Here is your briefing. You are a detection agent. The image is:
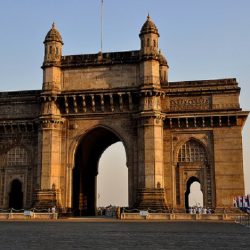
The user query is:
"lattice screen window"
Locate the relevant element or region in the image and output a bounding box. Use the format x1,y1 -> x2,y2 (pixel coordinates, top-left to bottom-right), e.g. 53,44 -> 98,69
178,140 -> 207,162
7,147 -> 29,166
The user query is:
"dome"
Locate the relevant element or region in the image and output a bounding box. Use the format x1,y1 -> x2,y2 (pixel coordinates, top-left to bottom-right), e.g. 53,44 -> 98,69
44,23 -> 63,44
140,15 -> 159,36
159,53 -> 168,66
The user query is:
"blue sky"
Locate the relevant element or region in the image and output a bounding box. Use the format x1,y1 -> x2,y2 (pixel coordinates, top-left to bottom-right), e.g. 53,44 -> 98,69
0,0 -> 249,202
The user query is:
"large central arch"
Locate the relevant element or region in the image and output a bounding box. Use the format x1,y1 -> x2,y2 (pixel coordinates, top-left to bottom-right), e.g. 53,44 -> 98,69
72,126 -> 127,216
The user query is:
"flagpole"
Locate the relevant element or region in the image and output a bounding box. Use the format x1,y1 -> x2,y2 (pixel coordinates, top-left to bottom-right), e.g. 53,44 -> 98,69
100,0 -> 103,52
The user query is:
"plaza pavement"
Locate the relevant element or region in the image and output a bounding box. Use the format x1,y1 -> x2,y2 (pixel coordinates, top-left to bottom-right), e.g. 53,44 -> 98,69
0,219 -> 249,249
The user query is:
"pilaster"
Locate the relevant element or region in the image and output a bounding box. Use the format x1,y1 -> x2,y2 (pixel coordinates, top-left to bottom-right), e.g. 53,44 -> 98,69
135,96 -> 167,209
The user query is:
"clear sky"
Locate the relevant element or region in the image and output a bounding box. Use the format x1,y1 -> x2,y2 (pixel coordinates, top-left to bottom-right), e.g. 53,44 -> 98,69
0,0 -> 249,205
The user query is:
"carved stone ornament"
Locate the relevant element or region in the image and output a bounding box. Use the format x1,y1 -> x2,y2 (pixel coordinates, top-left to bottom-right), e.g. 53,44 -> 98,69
169,96 -> 211,111
40,119 -> 64,129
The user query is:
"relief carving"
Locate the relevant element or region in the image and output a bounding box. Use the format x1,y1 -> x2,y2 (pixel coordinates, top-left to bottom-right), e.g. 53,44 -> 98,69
42,99 -> 60,116
169,96 -> 211,111
144,96 -> 161,110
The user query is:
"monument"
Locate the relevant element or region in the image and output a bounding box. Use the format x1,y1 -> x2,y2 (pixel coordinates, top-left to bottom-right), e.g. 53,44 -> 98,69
0,16 -> 248,215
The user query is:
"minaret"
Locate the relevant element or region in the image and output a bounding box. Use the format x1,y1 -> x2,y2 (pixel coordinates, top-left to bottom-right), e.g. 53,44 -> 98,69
135,16 -> 167,210
42,23 -> 63,93
35,23 -> 64,209
139,15 -> 161,87
139,14 -> 159,55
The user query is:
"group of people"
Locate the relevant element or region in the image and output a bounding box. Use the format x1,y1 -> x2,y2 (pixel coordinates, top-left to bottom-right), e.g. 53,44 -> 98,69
188,206 -> 213,214
97,205 -> 122,218
47,206 -> 57,219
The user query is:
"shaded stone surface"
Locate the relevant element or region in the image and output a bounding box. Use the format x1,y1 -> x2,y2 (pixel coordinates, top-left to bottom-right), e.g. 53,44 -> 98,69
0,221 -> 249,249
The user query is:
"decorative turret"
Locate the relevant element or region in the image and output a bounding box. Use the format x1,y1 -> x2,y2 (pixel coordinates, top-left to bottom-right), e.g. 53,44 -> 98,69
42,23 -> 63,92
43,23 -> 63,65
159,50 -> 169,83
37,25 -> 65,211
136,16 -> 168,210
139,15 -> 169,84
139,15 -> 161,86
139,15 -> 159,55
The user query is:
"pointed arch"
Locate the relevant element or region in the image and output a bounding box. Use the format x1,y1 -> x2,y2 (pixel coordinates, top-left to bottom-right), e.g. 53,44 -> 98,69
71,125 -> 128,216
174,137 -> 213,210
185,176 -> 202,210
9,179 -> 23,209
68,124 -> 130,169
6,146 -> 30,166
178,139 -> 207,163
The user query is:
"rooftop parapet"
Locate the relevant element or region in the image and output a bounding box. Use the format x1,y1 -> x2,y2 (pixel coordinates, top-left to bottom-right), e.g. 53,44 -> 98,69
61,50 -> 140,67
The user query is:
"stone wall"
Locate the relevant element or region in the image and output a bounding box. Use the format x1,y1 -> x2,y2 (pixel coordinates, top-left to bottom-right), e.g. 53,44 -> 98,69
0,91 -> 40,209
61,64 -> 140,91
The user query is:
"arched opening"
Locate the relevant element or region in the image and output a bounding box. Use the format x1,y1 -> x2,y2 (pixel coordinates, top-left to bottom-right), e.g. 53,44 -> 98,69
176,139 -> 211,210
72,127 -> 127,216
97,142 -> 128,207
9,179 -> 23,209
185,177 -> 203,211
188,181 -> 203,207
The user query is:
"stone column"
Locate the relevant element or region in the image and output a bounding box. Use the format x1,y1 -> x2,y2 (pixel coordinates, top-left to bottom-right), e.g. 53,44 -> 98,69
35,118 -> 64,209
34,96 -> 64,209
136,112 -> 167,210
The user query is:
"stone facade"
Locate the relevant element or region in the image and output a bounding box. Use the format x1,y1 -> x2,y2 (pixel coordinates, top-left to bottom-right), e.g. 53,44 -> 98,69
0,16 -> 248,214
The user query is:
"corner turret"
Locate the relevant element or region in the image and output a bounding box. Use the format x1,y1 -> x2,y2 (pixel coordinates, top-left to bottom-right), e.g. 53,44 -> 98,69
139,15 -> 169,85
139,15 -> 160,87
43,23 -> 63,65
42,23 -> 63,93
139,15 -> 159,56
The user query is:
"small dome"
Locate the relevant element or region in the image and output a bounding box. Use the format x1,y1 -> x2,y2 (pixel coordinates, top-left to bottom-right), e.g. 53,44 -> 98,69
159,53 -> 168,66
140,15 -> 159,36
44,23 -> 63,44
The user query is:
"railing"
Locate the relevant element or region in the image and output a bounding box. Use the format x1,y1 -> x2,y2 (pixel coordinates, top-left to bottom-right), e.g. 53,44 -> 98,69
235,214 -> 250,228
0,208 -> 58,219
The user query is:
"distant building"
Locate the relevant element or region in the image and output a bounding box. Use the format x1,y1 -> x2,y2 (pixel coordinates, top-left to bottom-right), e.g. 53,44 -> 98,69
0,16 -> 248,215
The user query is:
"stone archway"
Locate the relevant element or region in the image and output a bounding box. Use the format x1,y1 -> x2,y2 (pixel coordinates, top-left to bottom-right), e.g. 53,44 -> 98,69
9,179 -> 23,210
184,176 -> 201,210
72,126 -> 127,216
175,138 -> 213,210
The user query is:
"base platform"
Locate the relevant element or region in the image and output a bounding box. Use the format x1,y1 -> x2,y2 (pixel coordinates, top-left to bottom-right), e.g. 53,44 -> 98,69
121,212 -> 243,221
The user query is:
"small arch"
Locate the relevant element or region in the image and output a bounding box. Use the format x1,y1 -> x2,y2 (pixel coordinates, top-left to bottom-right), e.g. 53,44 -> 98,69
147,38 -> 150,47
185,177 -> 203,211
9,179 -> 23,209
189,181 -> 203,207
141,39 -> 144,48
163,71 -> 167,80
153,39 -> 156,47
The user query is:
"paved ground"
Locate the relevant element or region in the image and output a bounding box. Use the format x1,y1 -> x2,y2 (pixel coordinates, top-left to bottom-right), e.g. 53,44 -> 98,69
0,220 -> 249,250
